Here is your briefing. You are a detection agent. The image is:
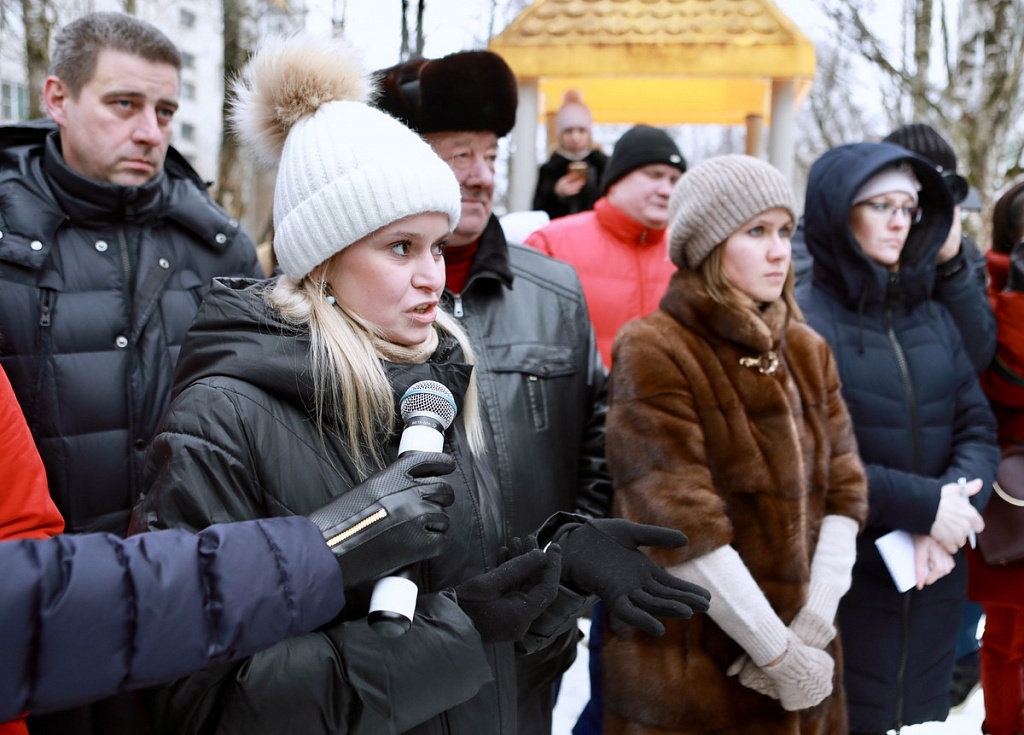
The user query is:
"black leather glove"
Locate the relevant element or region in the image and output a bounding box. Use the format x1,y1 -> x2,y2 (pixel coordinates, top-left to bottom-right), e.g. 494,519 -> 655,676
454,537 -> 562,644
307,452 -> 456,589
553,518 -> 711,636
1008,239 -> 1024,291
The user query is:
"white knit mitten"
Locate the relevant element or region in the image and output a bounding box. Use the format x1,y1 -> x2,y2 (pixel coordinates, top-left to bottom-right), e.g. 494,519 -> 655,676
726,629 -> 835,709
670,545 -> 789,669
736,630 -> 834,710
791,515 -> 858,649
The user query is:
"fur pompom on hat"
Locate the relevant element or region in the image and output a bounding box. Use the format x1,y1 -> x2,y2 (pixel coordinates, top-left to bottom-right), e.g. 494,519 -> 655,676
668,155 -> 796,269
230,35 -> 461,280
373,50 -> 518,137
556,90 -> 592,135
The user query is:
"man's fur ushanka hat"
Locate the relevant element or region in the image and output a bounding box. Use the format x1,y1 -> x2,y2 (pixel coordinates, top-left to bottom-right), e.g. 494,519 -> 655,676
374,50 -> 518,137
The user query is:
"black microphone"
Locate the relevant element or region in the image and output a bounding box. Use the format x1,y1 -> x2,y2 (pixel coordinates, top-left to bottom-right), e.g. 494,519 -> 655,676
368,380 -> 458,637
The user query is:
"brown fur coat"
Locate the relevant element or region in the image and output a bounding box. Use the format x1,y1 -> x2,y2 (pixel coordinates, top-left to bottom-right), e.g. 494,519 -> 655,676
603,269 -> 868,735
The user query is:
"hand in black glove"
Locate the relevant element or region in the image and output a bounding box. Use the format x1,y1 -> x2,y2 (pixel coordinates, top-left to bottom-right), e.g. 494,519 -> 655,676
454,537 -> 562,644
553,518 -> 711,636
307,452 -> 456,589
1008,238 -> 1024,291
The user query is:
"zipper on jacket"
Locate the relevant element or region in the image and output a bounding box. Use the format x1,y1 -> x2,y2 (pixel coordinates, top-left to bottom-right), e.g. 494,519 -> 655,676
894,589 -> 913,730
117,227 -> 134,298
325,508 -> 387,548
31,288 -> 57,437
452,293 -> 464,318
38,289 -> 54,327
885,281 -> 921,471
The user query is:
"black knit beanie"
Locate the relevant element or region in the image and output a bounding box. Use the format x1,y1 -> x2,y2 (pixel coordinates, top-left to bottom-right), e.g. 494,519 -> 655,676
883,123 -> 968,204
600,125 -> 686,194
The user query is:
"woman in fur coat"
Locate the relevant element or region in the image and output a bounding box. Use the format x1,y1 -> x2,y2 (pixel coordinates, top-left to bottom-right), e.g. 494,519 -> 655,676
601,155 -> 869,735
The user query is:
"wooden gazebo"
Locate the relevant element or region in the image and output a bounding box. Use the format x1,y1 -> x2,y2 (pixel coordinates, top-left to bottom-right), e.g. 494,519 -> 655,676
488,0 -> 816,210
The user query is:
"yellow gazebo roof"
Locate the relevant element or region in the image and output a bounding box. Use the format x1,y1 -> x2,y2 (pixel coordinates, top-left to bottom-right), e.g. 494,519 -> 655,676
489,0 -> 816,126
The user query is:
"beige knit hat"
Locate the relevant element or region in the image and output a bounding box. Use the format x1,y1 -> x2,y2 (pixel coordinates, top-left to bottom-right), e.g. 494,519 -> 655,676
668,155 -> 796,269
230,35 -> 461,280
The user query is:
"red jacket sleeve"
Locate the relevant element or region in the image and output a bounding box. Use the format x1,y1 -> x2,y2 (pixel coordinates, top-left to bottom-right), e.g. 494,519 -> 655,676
0,366 -> 64,540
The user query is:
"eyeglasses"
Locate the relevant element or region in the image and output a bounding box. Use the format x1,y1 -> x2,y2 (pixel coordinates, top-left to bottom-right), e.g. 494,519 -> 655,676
855,200 -> 923,225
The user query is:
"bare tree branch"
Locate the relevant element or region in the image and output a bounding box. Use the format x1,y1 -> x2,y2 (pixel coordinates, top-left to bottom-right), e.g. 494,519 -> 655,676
20,0 -> 52,119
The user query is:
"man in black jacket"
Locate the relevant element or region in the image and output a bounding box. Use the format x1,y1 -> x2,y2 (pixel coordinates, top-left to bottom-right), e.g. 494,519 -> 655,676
0,11 -> 262,735
373,50 -> 711,735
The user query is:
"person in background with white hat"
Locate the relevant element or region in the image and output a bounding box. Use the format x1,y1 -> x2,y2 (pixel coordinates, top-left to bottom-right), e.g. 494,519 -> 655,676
129,36 -> 569,734
373,50 -> 711,735
600,154 -> 868,735
799,142 -> 998,734
532,90 -> 608,220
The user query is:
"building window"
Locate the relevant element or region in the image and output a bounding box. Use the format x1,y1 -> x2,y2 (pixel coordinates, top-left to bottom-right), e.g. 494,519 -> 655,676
180,122 -> 196,142
1,82 -> 29,122
180,9 -> 196,28
182,52 -> 196,69
182,82 -> 196,101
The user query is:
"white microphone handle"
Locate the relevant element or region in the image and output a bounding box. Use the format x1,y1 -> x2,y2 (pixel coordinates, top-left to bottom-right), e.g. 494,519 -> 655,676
369,409 -> 447,636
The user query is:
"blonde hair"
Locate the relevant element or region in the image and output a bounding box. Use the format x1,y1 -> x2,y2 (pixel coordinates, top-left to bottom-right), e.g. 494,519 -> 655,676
266,276 -> 485,479
699,246 -> 804,322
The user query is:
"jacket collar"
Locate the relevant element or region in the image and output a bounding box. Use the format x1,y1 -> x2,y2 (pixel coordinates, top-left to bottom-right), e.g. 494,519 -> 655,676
43,133 -> 170,227
594,197 -> 667,246
660,268 -> 787,355
172,278 -> 475,423
456,215 -> 514,293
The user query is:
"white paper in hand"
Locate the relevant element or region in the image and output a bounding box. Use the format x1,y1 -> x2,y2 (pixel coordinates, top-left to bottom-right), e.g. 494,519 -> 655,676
875,530 -> 916,592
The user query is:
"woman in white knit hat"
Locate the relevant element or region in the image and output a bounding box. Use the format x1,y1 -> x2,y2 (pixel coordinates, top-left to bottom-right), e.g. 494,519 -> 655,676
600,154 -> 868,734
129,35 -> 566,734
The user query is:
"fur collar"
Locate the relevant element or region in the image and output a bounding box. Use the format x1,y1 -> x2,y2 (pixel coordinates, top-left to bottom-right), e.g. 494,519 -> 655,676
659,268 -> 787,356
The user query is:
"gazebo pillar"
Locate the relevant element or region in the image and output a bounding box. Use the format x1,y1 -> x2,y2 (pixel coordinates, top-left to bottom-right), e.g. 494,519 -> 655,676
510,79 -> 539,212
745,114 -> 764,157
768,79 -> 796,183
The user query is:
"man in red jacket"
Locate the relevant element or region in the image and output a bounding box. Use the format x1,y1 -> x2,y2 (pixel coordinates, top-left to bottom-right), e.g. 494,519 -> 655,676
526,124 -> 686,368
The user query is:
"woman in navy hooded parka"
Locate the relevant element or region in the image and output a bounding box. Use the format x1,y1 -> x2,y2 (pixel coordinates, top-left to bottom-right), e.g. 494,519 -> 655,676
798,142 -> 998,734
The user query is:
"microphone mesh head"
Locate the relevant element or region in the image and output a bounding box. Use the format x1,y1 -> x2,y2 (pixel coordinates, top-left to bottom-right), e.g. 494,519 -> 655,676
400,380 -> 457,429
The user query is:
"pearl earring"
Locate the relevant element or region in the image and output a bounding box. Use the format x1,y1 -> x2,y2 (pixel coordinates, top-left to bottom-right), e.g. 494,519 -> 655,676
319,280 -> 337,306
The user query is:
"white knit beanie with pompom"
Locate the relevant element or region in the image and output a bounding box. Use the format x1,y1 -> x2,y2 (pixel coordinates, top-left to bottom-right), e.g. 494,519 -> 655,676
230,35 -> 462,280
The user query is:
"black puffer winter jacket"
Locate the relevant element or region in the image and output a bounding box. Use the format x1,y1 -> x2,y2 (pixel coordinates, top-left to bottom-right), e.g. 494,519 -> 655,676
131,278 -> 538,734
798,142 -> 999,732
0,121 -> 262,534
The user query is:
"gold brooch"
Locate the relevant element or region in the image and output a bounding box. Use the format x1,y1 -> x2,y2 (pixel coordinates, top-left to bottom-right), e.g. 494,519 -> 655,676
739,351 -> 779,375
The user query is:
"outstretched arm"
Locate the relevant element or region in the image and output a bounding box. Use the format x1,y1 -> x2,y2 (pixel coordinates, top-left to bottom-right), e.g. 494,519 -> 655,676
0,517 -> 345,721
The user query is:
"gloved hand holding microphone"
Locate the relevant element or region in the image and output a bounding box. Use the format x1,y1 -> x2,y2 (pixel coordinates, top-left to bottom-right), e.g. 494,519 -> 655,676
307,380 -> 460,638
